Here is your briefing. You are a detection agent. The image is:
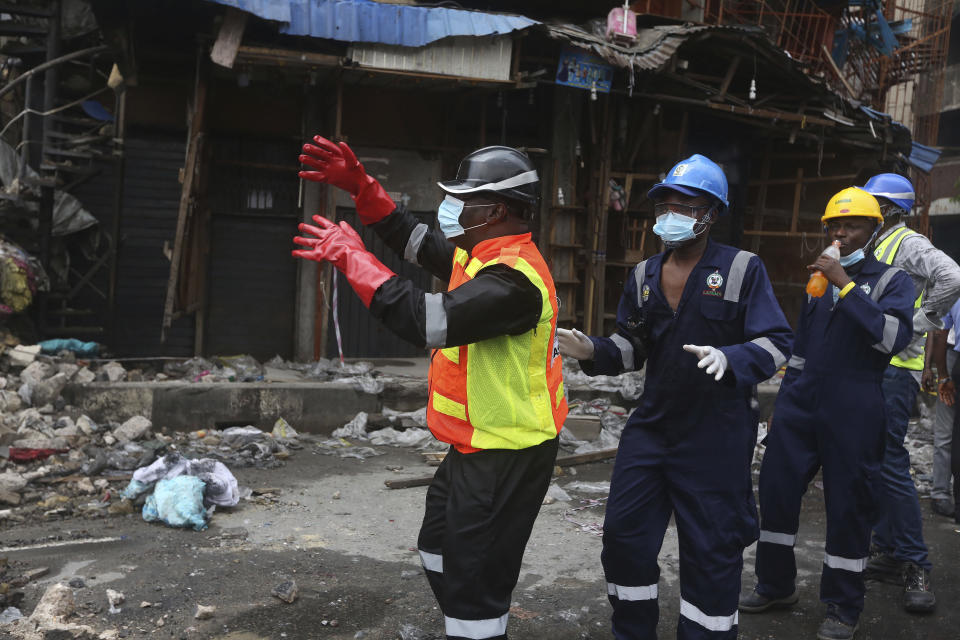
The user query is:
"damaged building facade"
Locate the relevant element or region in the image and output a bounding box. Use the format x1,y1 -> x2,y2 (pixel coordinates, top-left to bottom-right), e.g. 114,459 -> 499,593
0,0 -> 955,360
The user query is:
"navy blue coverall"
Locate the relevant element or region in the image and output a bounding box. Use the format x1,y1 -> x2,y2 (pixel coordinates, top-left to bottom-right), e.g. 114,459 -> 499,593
753,254 -> 914,625
583,240 -> 793,639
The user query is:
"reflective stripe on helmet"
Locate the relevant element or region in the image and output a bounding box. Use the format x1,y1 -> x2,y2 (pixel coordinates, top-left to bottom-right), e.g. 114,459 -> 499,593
437,170 -> 539,195
869,191 -> 915,200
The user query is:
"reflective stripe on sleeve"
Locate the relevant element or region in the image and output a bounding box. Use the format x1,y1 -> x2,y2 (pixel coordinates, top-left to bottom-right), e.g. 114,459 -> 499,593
404,223 -> 429,264
419,549 -> 443,573
871,266 -> 903,302
872,314 -> 900,354
634,260 -> 649,308
787,355 -> 805,371
680,599 -> 738,632
823,552 -> 868,572
610,333 -> 635,372
759,530 -> 796,546
607,582 -> 658,601
751,336 -> 787,368
444,613 -> 509,639
723,250 -> 754,303
424,292 -> 447,348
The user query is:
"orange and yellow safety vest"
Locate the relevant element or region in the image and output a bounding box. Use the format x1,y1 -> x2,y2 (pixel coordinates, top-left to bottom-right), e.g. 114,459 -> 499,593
427,234 -> 567,453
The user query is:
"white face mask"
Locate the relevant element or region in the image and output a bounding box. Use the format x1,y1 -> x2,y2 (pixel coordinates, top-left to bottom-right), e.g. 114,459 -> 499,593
437,195 -> 489,238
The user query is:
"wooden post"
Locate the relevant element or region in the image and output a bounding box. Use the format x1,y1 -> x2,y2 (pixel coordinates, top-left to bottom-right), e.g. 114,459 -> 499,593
315,72 -> 343,359
749,139 -> 773,254
790,167 -> 804,233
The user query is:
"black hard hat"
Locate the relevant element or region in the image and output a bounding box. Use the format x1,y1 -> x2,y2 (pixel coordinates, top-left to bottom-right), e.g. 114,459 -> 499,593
438,146 -> 540,206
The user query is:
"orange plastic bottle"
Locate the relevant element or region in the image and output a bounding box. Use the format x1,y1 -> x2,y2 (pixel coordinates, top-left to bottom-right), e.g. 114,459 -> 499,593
806,240 -> 841,297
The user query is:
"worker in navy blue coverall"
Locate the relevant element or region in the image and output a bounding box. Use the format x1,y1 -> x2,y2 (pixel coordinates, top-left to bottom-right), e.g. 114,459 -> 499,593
740,188 -> 915,640
557,155 -> 792,639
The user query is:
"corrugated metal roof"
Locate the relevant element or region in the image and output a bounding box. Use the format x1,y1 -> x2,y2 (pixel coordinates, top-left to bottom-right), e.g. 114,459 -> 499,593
205,0 -> 538,47
348,35 -> 514,82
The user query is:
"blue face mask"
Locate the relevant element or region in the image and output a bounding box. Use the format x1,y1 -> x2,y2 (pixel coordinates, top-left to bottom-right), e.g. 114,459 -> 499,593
839,249 -> 865,267
652,210 -> 713,248
837,224 -> 880,268
437,195 -> 488,239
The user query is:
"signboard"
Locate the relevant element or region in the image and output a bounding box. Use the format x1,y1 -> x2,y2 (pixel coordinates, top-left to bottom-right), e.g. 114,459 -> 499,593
555,47 -> 613,94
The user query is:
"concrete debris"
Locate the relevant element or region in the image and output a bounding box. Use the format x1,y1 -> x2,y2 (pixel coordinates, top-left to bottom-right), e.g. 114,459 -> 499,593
194,604 -> 215,620
105,589 -> 123,614
99,362 -> 126,383
29,583 -> 76,623
112,416 -> 151,443
271,578 -> 298,603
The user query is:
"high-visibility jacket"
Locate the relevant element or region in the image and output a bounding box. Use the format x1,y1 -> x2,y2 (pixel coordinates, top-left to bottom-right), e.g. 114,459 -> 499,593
874,226 -> 924,371
427,234 -> 567,453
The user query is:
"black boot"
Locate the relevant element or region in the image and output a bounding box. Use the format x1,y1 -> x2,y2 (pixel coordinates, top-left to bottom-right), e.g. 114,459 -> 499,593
902,563 -> 936,613
738,586 -> 799,613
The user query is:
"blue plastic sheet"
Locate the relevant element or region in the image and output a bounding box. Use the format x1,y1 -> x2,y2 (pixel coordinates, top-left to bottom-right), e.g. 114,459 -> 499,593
142,476 -> 209,531
39,338 -> 99,357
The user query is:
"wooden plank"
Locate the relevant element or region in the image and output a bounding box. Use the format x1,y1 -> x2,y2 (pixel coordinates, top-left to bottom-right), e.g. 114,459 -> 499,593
711,55 -> 741,102
235,45 -> 341,68
210,8 -> 248,69
386,448 -> 619,489
161,64 -> 207,337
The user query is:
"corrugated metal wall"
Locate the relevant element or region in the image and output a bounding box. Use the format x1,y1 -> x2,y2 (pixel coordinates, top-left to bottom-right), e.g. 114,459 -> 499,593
112,135 -> 195,356
204,136 -> 299,360
326,207 -> 435,359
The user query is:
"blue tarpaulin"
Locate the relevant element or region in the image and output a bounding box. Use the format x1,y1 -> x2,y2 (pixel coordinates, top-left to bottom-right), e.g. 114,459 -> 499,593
859,105 -> 941,172
204,0 -> 539,47
906,141 -> 942,173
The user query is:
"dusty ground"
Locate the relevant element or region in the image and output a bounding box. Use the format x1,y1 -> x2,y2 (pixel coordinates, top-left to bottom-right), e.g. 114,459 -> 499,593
2,442 -> 958,640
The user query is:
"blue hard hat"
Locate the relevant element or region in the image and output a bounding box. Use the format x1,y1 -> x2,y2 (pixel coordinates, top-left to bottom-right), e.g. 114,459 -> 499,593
647,154 -> 729,213
860,173 -> 914,214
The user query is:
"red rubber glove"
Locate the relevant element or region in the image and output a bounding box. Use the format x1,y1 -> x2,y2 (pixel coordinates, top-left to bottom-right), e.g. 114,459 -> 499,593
292,215 -> 395,308
298,135 -> 396,225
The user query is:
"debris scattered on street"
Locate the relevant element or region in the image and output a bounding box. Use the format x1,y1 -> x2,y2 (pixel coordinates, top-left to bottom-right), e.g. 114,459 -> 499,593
271,578 -> 298,603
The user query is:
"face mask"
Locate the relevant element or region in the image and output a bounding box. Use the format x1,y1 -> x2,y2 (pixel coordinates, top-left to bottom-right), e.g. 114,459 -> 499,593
652,210 -> 713,248
837,224 -> 880,268
839,249 -> 865,267
437,195 -> 488,239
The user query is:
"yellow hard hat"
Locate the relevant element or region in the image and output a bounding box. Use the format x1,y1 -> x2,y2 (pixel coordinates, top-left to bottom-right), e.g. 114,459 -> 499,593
821,187 -> 884,224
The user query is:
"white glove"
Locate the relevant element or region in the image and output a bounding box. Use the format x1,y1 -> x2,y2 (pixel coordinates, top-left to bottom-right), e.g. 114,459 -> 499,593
557,328 -> 595,360
683,344 -> 728,382
899,338 -> 924,361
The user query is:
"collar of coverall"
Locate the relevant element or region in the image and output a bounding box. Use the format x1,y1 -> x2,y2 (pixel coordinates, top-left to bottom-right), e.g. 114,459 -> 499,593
660,237 -> 722,268
875,219 -> 907,244
468,232 -> 533,259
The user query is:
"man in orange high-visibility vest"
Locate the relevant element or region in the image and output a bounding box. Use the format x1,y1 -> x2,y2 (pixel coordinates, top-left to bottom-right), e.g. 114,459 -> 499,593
294,138 -> 567,640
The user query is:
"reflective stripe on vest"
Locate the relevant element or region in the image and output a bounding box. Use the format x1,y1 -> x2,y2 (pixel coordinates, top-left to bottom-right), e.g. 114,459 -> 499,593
873,227 -> 924,370
427,236 -> 567,453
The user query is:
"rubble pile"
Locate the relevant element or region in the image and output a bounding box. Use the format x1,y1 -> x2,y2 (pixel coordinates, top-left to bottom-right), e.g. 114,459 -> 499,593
0,348 -> 310,529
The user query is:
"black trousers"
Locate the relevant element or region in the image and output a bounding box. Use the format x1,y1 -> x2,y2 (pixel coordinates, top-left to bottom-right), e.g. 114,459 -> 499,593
417,436 -> 558,640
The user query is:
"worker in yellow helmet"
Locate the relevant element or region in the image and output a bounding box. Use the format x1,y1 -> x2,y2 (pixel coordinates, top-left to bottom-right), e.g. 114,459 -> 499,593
741,187 -> 916,640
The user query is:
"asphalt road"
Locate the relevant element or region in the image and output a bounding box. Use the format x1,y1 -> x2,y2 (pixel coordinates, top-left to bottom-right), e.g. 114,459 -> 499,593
2,443 -> 958,639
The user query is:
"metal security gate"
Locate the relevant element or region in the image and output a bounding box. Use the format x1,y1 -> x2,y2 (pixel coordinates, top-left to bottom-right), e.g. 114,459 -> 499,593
326,207 -> 436,359
204,137 -> 299,360
113,135 -> 195,356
